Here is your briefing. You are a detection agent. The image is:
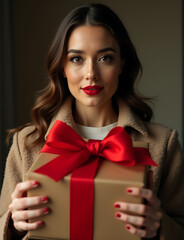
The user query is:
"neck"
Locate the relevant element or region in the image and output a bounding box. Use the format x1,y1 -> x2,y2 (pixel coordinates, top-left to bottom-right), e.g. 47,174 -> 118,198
73,100 -> 118,127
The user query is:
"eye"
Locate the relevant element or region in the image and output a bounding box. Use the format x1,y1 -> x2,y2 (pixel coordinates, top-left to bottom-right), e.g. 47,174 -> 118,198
70,56 -> 83,64
99,55 -> 114,63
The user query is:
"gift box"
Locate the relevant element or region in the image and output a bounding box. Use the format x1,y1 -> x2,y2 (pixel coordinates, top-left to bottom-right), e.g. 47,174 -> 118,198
26,141 -> 149,240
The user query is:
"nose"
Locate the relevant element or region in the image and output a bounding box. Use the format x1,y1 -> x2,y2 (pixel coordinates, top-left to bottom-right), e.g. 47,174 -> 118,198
85,59 -> 98,81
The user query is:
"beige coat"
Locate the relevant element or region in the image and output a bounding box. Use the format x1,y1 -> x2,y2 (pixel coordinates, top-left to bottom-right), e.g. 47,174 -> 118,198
0,97 -> 184,240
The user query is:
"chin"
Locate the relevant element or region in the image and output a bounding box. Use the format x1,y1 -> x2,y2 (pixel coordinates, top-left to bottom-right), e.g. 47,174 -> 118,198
83,98 -> 106,108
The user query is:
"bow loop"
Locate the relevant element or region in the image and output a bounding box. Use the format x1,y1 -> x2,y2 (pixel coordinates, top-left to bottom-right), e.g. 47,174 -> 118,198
86,139 -> 101,157
34,120 -> 157,181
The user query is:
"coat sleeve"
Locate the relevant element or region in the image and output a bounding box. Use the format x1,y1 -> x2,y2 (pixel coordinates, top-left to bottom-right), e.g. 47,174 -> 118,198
159,129 -> 184,239
0,132 -> 26,240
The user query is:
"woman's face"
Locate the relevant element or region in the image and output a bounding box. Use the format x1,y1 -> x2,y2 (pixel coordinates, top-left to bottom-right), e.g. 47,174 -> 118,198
63,25 -> 123,110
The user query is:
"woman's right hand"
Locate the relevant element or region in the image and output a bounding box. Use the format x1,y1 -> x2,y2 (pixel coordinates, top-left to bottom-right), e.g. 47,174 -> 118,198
9,180 -> 49,232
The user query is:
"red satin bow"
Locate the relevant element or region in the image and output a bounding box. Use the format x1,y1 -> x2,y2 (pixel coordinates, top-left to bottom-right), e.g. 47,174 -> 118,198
35,120 -> 157,181
34,120 -> 157,240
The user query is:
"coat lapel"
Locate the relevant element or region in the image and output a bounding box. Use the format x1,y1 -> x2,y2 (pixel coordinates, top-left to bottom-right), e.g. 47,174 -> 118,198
45,97 -> 148,140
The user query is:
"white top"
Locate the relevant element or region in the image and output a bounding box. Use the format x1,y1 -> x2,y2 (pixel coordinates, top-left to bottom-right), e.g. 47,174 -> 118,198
76,122 -> 118,140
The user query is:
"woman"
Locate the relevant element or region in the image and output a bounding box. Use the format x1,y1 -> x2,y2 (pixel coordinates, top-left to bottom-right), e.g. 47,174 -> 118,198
0,3 -> 183,240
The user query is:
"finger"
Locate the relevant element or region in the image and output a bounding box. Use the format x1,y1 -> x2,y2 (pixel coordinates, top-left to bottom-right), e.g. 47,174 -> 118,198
12,207 -> 49,222
115,212 -> 154,227
125,224 -> 158,238
126,187 -> 161,207
114,202 -> 148,215
14,220 -> 44,232
11,181 -> 39,199
9,196 -> 48,211
114,202 -> 162,221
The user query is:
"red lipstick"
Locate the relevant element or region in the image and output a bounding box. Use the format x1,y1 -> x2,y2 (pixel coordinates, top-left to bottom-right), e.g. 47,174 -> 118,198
81,85 -> 104,95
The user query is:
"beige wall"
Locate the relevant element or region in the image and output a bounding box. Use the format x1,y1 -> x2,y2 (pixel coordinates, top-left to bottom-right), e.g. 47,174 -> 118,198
15,0 -> 183,144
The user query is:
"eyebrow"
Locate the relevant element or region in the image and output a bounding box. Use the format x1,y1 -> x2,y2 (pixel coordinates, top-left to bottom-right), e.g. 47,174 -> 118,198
67,47 -> 116,54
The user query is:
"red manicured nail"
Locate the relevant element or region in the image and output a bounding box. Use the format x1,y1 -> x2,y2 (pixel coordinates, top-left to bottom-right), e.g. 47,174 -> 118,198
126,189 -> 133,193
38,221 -> 44,227
114,203 -> 121,208
115,213 -> 121,218
42,197 -> 48,203
43,207 -> 49,214
32,181 -> 38,187
126,225 -> 131,230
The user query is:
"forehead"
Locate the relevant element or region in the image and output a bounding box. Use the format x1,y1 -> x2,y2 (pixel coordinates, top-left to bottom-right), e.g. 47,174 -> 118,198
67,25 -> 119,51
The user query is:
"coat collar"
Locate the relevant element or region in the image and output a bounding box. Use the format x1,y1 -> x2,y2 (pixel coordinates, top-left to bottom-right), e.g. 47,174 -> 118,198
45,96 -> 148,140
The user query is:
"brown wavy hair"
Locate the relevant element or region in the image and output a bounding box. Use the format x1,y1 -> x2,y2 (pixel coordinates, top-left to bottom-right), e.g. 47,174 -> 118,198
7,3 -> 153,148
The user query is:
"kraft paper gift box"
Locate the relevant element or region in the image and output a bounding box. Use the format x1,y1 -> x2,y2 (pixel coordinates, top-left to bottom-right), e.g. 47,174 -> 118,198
26,141 -> 149,240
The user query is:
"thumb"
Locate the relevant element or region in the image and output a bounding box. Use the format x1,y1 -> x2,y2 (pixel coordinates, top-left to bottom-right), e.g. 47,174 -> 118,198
147,169 -> 153,190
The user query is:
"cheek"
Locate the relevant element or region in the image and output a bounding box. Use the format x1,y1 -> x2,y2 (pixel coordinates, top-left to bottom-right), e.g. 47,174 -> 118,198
65,68 -> 81,86
103,68 -> 120,95
102,67 -> 120,84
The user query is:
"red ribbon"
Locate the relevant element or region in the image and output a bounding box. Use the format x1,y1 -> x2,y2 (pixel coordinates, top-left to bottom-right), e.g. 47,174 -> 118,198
34,120 -> 157,240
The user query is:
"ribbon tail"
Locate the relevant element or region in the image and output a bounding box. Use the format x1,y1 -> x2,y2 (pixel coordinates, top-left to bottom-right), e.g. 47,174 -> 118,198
134,148 -> 158,166
70,157 -> 99,240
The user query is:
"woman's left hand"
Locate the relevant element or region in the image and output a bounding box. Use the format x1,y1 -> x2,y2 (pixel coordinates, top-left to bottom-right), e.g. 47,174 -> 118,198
114,171 -> 163,238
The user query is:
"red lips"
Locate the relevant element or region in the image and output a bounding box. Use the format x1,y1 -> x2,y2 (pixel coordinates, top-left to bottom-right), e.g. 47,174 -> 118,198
81,85 -> 104,95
